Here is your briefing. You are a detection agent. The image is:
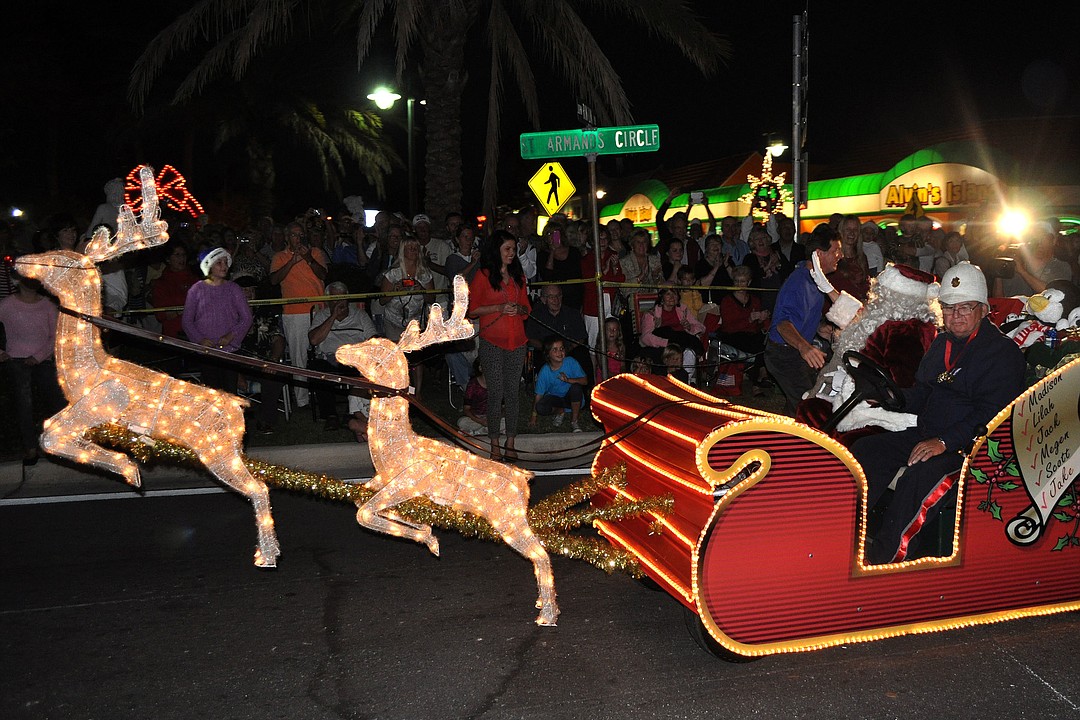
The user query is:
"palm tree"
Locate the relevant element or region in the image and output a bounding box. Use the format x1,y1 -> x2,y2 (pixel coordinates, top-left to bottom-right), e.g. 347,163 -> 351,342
210,78 -> 399,219
130,1 -> 728,223
130,16 -> 400,220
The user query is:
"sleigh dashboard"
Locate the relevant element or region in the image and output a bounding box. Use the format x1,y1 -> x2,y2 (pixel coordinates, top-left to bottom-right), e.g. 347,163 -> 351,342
589,358 -> 1080,657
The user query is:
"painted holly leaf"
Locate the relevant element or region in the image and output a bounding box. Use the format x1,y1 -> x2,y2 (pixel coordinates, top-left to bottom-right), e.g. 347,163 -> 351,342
1053,512 -> 1074,523
989,501 -> 1002,520
971,467 -> 989,484
1059,494 -> 1075,507
1054,535 -> 1070,551
997,481 -> 1020,491
986,438 -> 1003,463
978,500 -> 989,511
1004,460 -> 1020,477
1073,536 -> 1080,546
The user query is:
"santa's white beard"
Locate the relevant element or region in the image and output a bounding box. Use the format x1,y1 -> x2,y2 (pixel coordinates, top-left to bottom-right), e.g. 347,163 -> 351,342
832,285 -> 939,360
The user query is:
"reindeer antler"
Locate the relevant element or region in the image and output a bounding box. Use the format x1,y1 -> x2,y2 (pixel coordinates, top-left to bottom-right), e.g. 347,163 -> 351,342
84,165 -> 170,262
399,275 -> 475,353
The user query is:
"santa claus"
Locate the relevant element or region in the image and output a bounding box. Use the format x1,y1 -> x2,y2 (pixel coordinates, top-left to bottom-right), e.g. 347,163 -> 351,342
795,263 -> 940,437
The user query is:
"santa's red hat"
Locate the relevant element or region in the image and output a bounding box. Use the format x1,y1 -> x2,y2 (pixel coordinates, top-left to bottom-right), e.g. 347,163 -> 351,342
876,263 -> 939,299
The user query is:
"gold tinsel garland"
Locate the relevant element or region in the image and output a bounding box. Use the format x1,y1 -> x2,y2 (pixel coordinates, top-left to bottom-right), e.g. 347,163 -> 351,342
87,424 -> 672,578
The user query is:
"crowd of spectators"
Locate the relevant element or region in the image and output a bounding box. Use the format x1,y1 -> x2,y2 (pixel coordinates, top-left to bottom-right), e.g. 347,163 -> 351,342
2,186 -> 1077,458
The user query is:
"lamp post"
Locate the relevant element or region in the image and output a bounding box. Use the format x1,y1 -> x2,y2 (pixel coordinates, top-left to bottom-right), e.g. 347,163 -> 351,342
367,86 -> 418,217
766,134 -> 789,158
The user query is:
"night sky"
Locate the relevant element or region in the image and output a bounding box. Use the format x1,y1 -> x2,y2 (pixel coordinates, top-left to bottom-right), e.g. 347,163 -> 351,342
1,2 -> 1078,224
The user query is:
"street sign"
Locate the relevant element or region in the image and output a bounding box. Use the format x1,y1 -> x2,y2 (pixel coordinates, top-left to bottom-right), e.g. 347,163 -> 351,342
519,124 -> 660,160
576,102 -> 595,127
527,162 -> 576,216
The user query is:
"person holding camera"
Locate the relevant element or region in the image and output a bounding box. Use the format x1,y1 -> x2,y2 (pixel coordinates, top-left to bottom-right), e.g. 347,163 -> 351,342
380,237 -> 435,341
269,221 -> 328,408
994,222 -> 1073,297
380,236 -> 435,392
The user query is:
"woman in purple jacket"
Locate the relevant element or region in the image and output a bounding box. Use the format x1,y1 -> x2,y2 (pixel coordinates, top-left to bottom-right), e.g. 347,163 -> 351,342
182,247 -> 253,393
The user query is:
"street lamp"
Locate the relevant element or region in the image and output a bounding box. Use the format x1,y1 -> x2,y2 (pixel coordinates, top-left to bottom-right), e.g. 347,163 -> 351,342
366,87 -> 401,110
367,86 -> 419,217
766,133 -> 789,157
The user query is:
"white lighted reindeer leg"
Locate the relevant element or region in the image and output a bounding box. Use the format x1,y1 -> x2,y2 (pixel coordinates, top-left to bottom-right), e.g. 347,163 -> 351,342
15,166 -> 280,568
336,276 -> 559,625
41,380 -> 141,485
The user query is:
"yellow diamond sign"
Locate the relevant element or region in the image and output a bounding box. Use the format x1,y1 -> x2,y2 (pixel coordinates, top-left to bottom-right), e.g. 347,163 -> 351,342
528,162 -> 576,216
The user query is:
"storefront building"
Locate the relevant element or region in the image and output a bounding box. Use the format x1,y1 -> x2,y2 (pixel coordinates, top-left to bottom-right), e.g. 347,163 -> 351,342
598,141 -> 1080,235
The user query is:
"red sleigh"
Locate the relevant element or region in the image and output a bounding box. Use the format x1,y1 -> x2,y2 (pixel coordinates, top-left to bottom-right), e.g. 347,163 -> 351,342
590,358 -> 1080,658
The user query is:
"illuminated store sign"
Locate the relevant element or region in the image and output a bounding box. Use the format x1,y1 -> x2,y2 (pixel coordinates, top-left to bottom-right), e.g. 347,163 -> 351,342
881,164 -> 1000,210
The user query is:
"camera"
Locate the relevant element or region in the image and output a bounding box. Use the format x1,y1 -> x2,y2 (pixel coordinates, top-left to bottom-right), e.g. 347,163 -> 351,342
690,191 -> 704,204
401,277 -> 417,288
984,257 -> 1015,280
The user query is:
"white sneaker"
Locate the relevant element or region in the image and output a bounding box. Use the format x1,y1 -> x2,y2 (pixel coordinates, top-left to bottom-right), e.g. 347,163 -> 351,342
571,420 -> 582,433
551,412 -> 564,428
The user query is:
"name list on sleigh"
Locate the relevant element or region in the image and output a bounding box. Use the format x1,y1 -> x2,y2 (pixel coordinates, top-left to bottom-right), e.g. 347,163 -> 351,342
1008,371 -> 1080,545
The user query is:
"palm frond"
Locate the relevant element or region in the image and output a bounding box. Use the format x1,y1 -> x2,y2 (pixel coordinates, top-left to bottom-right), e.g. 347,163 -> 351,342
517,1 -> 632,125
355,0 -> 393,66
129,0 -> 239,109
390,0 -> 424,82
600,0 -> 730,75
231,0 -> 304,80
487,0 -> 540,128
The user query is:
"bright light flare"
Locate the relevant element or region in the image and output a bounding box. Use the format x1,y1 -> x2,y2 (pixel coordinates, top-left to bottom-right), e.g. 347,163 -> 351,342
367,87 -> 401,110
767,141 -> 789,157
997,209 -> 1030,239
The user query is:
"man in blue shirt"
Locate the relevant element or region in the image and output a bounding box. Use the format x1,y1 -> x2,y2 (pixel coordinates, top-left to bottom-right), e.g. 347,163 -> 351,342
765,225 -> 846,414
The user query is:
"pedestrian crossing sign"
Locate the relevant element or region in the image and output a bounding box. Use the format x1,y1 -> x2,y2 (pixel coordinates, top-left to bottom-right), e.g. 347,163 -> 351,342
528,162 -> 576,216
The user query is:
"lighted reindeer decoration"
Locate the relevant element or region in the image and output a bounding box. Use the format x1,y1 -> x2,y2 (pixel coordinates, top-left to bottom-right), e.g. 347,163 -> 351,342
15,166 -> 280,568
335,276 -> 559,625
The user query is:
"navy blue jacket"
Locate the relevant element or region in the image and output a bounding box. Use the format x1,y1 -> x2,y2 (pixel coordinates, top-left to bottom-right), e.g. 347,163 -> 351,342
904,317 -> 1025,452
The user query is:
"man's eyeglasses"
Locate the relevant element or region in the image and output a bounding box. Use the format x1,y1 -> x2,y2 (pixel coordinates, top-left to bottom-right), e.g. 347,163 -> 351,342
941,302 -> 979,317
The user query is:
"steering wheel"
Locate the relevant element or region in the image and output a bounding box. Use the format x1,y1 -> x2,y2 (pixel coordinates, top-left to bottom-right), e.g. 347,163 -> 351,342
843,351 -> 904,411
820,351 -> 905,433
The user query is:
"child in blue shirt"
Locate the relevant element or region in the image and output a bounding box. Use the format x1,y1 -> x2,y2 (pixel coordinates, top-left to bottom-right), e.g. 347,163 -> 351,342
529,336 -> 587,432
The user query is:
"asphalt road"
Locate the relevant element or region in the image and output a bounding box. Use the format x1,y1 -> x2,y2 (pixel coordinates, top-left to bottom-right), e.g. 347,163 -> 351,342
3,481 -> 1080,720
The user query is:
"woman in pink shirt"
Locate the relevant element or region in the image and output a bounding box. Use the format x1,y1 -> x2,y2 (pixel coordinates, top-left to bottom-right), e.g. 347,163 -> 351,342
0,276 -> 64,464
639,286 -> 706,384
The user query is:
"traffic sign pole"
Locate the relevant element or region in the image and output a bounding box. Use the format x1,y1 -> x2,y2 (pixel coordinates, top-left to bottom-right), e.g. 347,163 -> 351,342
520,123 -> 662,379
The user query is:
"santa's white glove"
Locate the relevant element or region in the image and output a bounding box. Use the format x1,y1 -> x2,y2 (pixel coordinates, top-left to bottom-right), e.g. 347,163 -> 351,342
831,371 -> 918,433
830,368 -> 848,395
809,251 -> 836,294
826,291 -> 863,329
